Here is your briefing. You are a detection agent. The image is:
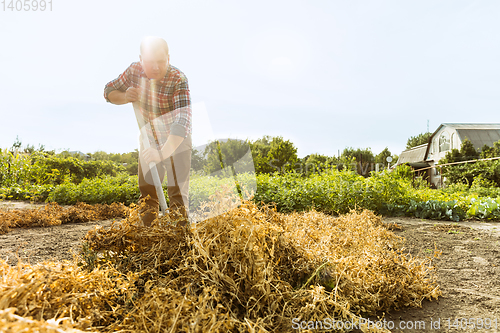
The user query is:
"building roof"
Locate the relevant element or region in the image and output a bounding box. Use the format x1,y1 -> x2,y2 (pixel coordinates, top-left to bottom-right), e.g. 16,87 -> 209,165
456,129 -> 500,150
396,143 -> 429,167
426,123 -> 500,156
440,123 -> 500,130
398,123 -> 500,168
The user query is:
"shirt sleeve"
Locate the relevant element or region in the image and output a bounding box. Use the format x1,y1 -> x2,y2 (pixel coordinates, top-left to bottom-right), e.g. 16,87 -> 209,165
103,64 -> 134,103
170,76 -> 192,138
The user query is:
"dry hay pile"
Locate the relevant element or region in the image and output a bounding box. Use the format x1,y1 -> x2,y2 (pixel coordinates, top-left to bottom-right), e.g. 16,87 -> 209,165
0,202 -> 128,234
0,195 -> 441,332
0,308 -> 93,333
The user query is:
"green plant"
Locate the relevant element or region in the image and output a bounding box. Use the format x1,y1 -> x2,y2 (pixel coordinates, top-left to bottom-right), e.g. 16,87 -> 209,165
47,173 -> 140,205
406,132 -> 432,149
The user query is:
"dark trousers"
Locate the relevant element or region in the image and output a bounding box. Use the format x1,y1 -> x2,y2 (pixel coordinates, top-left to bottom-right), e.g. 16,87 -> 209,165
137,133 -> 192,226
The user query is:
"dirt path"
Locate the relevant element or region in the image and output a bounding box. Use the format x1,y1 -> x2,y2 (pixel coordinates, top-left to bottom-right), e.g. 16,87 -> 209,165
369,216 -> 500,333
0,201 -> 499,332
0,200 -> 119,264
0,218 -> 116,265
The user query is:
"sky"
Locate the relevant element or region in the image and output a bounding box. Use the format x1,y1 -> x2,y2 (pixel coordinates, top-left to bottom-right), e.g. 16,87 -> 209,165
1,0 -> 499,159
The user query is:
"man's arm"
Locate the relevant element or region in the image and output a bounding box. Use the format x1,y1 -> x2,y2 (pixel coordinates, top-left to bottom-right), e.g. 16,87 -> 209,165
104,62 -> 141,105
160,134 -> 184,159
107,90 -> 127,105
170,76 -> 192,139
139,72 -> 192,165
141,134 -> 184,165
158,75 -> 192,158
107,88 -> 141,105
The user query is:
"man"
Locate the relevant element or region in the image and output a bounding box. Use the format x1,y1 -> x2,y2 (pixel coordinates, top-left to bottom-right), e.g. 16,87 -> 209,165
103,36 -> 192,227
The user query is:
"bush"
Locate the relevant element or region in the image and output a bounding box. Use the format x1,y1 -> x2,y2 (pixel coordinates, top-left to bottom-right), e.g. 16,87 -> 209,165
253,167 -> 417,216
0,184 -> 55,202
47,173 -> 139,205
6,163 -> 500,221
384,200 -> 466,222
0,150 -> 127,187
440,138 -> 500,187
31,154 -> 127,185
251,167 -> 500,221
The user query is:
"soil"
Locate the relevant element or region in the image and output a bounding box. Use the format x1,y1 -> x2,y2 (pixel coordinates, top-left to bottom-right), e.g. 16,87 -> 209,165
0,200 -> 116,264
367,216 -> 500,333
0,200 -> 499,332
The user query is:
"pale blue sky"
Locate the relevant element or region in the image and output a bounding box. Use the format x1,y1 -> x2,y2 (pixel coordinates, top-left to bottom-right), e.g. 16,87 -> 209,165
1,0 -> 499,158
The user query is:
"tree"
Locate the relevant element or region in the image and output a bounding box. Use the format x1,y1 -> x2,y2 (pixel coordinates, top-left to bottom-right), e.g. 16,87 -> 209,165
249,136 -> 274,174
342,147 -> 374,163
88,149 -> 139,175
480,144 -> 494,159
439,148 -> 462,164
392,154 -> 399,164
374,147 -> 392,165
341,147 -> 374,176
121,149 -> 139,175
440,138 -> 478,165
190,146 -> 206,172
203,138 -> 252,175
89,151 -> 110,161
8,137 -> 51,156
268,136 -> 298,174
406,132 -> 432,149
218,138 -> 252,167
11,136 -> 22,150
439,138 -> 500,187
302,153 -> 332,175
439,137 -> 482,186
460,137 -> 479,160
248,135 -> 299,175
480,140 -> 500,159
200,141 -> 223,174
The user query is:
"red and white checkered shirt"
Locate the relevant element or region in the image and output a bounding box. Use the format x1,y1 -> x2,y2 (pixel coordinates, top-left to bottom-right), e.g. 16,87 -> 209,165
104,62 -> 192,147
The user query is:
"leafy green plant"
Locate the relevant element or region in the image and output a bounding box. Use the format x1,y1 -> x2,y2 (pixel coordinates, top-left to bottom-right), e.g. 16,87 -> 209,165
47,173 -> 140,205
4,151 -> 500,222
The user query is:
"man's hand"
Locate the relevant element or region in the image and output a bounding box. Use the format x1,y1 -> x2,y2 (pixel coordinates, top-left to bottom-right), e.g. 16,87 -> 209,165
107,87 -> 142,105
125,87 -> 142,103
141,147 -> 162,165
140,135 -> 184,166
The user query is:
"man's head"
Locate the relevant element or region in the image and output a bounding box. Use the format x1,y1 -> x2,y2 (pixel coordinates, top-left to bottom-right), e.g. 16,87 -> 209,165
140,36 -> 170,80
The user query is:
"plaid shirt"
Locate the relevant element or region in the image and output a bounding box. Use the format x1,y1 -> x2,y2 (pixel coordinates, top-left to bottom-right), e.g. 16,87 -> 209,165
104,62 -> 192,147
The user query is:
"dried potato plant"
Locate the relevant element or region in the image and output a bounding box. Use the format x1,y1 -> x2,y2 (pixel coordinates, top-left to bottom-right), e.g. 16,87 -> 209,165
0,308 -> 96,333
0,202 -> 128,234
0,258 -> 137,332
0,188 -> 441,332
